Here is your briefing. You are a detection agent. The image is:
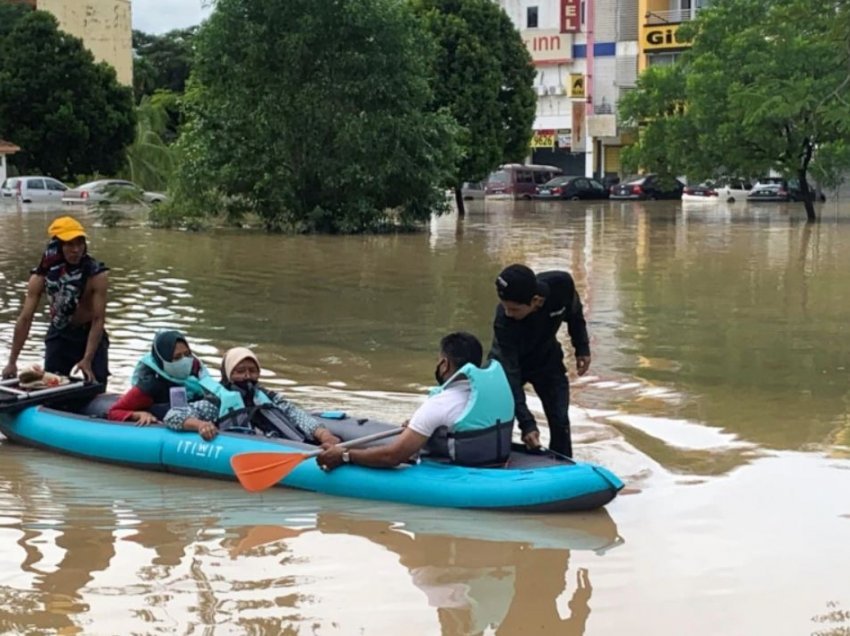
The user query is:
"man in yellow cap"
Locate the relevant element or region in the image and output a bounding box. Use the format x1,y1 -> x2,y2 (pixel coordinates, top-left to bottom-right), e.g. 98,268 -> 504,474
2,216 -> 110,386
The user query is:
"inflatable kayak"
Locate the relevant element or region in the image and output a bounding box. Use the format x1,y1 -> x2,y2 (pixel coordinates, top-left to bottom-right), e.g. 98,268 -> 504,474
0,392 -> 623,513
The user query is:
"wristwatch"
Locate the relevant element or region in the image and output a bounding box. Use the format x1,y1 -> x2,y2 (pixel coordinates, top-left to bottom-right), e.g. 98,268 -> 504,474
341,450 -> 351,464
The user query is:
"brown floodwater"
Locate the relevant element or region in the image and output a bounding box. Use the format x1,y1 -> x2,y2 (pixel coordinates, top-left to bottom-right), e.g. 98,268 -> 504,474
1,198 -> 849,635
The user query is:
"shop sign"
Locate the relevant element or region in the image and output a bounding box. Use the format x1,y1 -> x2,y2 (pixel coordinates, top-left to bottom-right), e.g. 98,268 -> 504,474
642,24 -> 690,51
569,73 -> 585,98
522,29 -> 571,64
561,0 -> 580,33
531,129 -> 556,148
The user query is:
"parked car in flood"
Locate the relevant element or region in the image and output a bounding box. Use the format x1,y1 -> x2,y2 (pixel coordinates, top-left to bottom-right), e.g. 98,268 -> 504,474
682,178 -> 753,203
1,176 -> 68,203
747,183 -> 792,202
485,164 -> 563,200
461,181 -> 486,200
749,177 -> 825,202
62,179 -> 167,205
609,174 -> 684,200
535,176 -> 609,200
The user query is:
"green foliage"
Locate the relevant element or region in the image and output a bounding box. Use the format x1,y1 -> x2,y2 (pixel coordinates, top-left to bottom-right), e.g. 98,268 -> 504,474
132,27 -> 197,101
0,1 -> 31,37
619,0 -> 850,219
168,0 -> 460,234
121,91 -> 179,191
412,0 -> 536,188
0,11 -> 136,181
92,184 -> 149,228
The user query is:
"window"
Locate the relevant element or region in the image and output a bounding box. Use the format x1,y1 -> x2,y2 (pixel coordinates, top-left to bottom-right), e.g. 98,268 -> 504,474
27,178 -> 45,190
517,171 -> 534,184
533,171 -> 552,185
46,179 -> 66,191
647,52 -> 681,66
526,6 -> 538,28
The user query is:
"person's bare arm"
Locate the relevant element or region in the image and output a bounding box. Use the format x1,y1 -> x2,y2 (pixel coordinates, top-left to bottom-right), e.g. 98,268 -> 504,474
317,428 -> 427,471
74,272 -> 108,382
2,275 -> 45,378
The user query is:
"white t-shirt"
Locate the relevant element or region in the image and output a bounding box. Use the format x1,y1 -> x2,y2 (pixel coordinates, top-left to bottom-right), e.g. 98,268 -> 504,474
408,380 -> 471,438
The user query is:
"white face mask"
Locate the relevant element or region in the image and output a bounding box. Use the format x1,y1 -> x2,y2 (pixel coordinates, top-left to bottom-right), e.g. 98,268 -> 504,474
162,355 -> 194,380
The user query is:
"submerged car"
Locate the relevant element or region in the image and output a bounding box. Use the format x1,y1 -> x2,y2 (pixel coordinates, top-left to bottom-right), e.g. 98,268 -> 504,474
461,181 -> 486,200
0,176 -> 68,203
609,174 -> 684,200
683,178 -> 753,203
62,179 -> 167,205
535,176 -> 609,201
747,183 -> 791,202
750,177 -> 825,202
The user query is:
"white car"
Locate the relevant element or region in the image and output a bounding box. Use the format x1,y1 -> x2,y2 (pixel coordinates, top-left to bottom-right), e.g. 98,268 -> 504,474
682,178 -> 753,203
0,176 -> 68,203
63,179 -> 167,205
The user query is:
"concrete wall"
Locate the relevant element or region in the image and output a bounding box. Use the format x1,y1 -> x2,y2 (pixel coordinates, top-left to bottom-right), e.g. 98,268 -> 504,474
38,0 -> 132,86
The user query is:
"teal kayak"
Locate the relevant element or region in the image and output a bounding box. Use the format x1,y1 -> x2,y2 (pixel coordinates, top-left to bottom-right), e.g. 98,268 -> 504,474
0,399 -> 623,512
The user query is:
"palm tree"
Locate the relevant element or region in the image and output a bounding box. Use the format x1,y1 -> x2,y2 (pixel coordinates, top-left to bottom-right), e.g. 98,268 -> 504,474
122,92 -> 178,192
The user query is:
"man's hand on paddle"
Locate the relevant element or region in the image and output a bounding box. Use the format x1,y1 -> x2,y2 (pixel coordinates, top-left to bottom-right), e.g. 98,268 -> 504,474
317,445 -> 345,472
1,362 -> 16,380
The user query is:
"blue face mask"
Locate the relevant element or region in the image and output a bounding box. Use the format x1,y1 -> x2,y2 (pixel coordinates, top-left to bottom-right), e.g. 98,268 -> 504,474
162,355 -> 194,380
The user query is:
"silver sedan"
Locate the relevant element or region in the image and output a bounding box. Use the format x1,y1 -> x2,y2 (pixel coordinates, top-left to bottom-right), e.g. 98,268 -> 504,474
62,179 -> 167,205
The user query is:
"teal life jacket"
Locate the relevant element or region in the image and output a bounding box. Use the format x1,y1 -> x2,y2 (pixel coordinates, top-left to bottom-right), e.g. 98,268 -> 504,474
426,360 -> 515,466
193,376 -> 308,441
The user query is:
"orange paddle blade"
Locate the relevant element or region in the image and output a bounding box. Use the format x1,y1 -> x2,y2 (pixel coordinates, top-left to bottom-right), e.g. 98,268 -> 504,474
230,451 -> 311,492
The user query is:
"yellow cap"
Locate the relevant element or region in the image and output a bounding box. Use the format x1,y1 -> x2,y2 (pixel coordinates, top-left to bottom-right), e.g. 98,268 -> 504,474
48,216 -> 87,242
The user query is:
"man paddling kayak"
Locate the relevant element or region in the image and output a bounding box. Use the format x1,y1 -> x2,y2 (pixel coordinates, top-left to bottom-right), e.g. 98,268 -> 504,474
317,332 -> 514,471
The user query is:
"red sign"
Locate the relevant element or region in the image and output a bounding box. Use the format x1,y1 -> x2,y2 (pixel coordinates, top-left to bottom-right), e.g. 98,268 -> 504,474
561,0 -> 580,33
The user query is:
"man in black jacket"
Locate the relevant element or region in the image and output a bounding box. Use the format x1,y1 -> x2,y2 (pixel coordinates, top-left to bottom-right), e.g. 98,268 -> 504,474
488,264 -> 591,457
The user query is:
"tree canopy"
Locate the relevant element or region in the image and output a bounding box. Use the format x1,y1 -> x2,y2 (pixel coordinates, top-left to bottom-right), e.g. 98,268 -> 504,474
619,0 -> 850,220
0,11 -> 136,181
0,0 -> 31,37
132,27 -> 197,101
412,0 -> 536,213
166,0 -> 459,233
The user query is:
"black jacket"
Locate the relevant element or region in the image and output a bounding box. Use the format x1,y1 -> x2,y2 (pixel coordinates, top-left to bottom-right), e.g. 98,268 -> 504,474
488,270 -> 590,412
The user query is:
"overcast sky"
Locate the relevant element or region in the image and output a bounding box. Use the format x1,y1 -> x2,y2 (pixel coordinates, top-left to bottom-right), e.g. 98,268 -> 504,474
132,0 -> 212,34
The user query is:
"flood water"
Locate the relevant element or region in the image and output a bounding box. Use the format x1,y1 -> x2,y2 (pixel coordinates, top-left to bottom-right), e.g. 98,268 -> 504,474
1,198 -> 849,635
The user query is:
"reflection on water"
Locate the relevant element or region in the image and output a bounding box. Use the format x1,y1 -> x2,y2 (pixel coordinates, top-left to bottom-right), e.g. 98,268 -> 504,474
0,448 -> 620,634
2,198 -> 850,633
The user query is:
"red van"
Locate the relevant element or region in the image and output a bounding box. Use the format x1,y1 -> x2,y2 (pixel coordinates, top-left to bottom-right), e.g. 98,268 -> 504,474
485,164 -> 563,200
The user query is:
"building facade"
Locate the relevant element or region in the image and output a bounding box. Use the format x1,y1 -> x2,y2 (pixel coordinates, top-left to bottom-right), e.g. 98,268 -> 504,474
638,0 -> 707,69
11,0 -> 132,86
498,0 -> 639,180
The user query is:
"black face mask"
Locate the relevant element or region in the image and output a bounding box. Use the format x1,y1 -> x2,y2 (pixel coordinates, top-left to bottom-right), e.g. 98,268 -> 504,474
233,380 -> 256,394
434,361 -> 446,385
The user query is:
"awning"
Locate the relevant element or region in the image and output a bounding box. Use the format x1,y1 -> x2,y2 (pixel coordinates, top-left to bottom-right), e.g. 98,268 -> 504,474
0,139 -> 21,154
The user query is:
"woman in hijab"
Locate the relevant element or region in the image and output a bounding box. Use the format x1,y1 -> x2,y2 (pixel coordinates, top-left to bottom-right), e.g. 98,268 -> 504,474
108,330 -> 209,424
163,347 -> 341,445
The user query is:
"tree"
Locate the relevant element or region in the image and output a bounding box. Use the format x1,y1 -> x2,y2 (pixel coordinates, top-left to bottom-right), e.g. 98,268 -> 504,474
413,0 -> 536,215
619,0 -> 850,221
0,11 -> 136,181
167,0 -> 459,233
132,27 -> 197,101
121,91 -> 179,191
0,1 -> 31,38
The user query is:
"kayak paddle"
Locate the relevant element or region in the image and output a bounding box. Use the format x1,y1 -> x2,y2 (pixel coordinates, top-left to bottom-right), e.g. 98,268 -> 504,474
230,427 -> 402,492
